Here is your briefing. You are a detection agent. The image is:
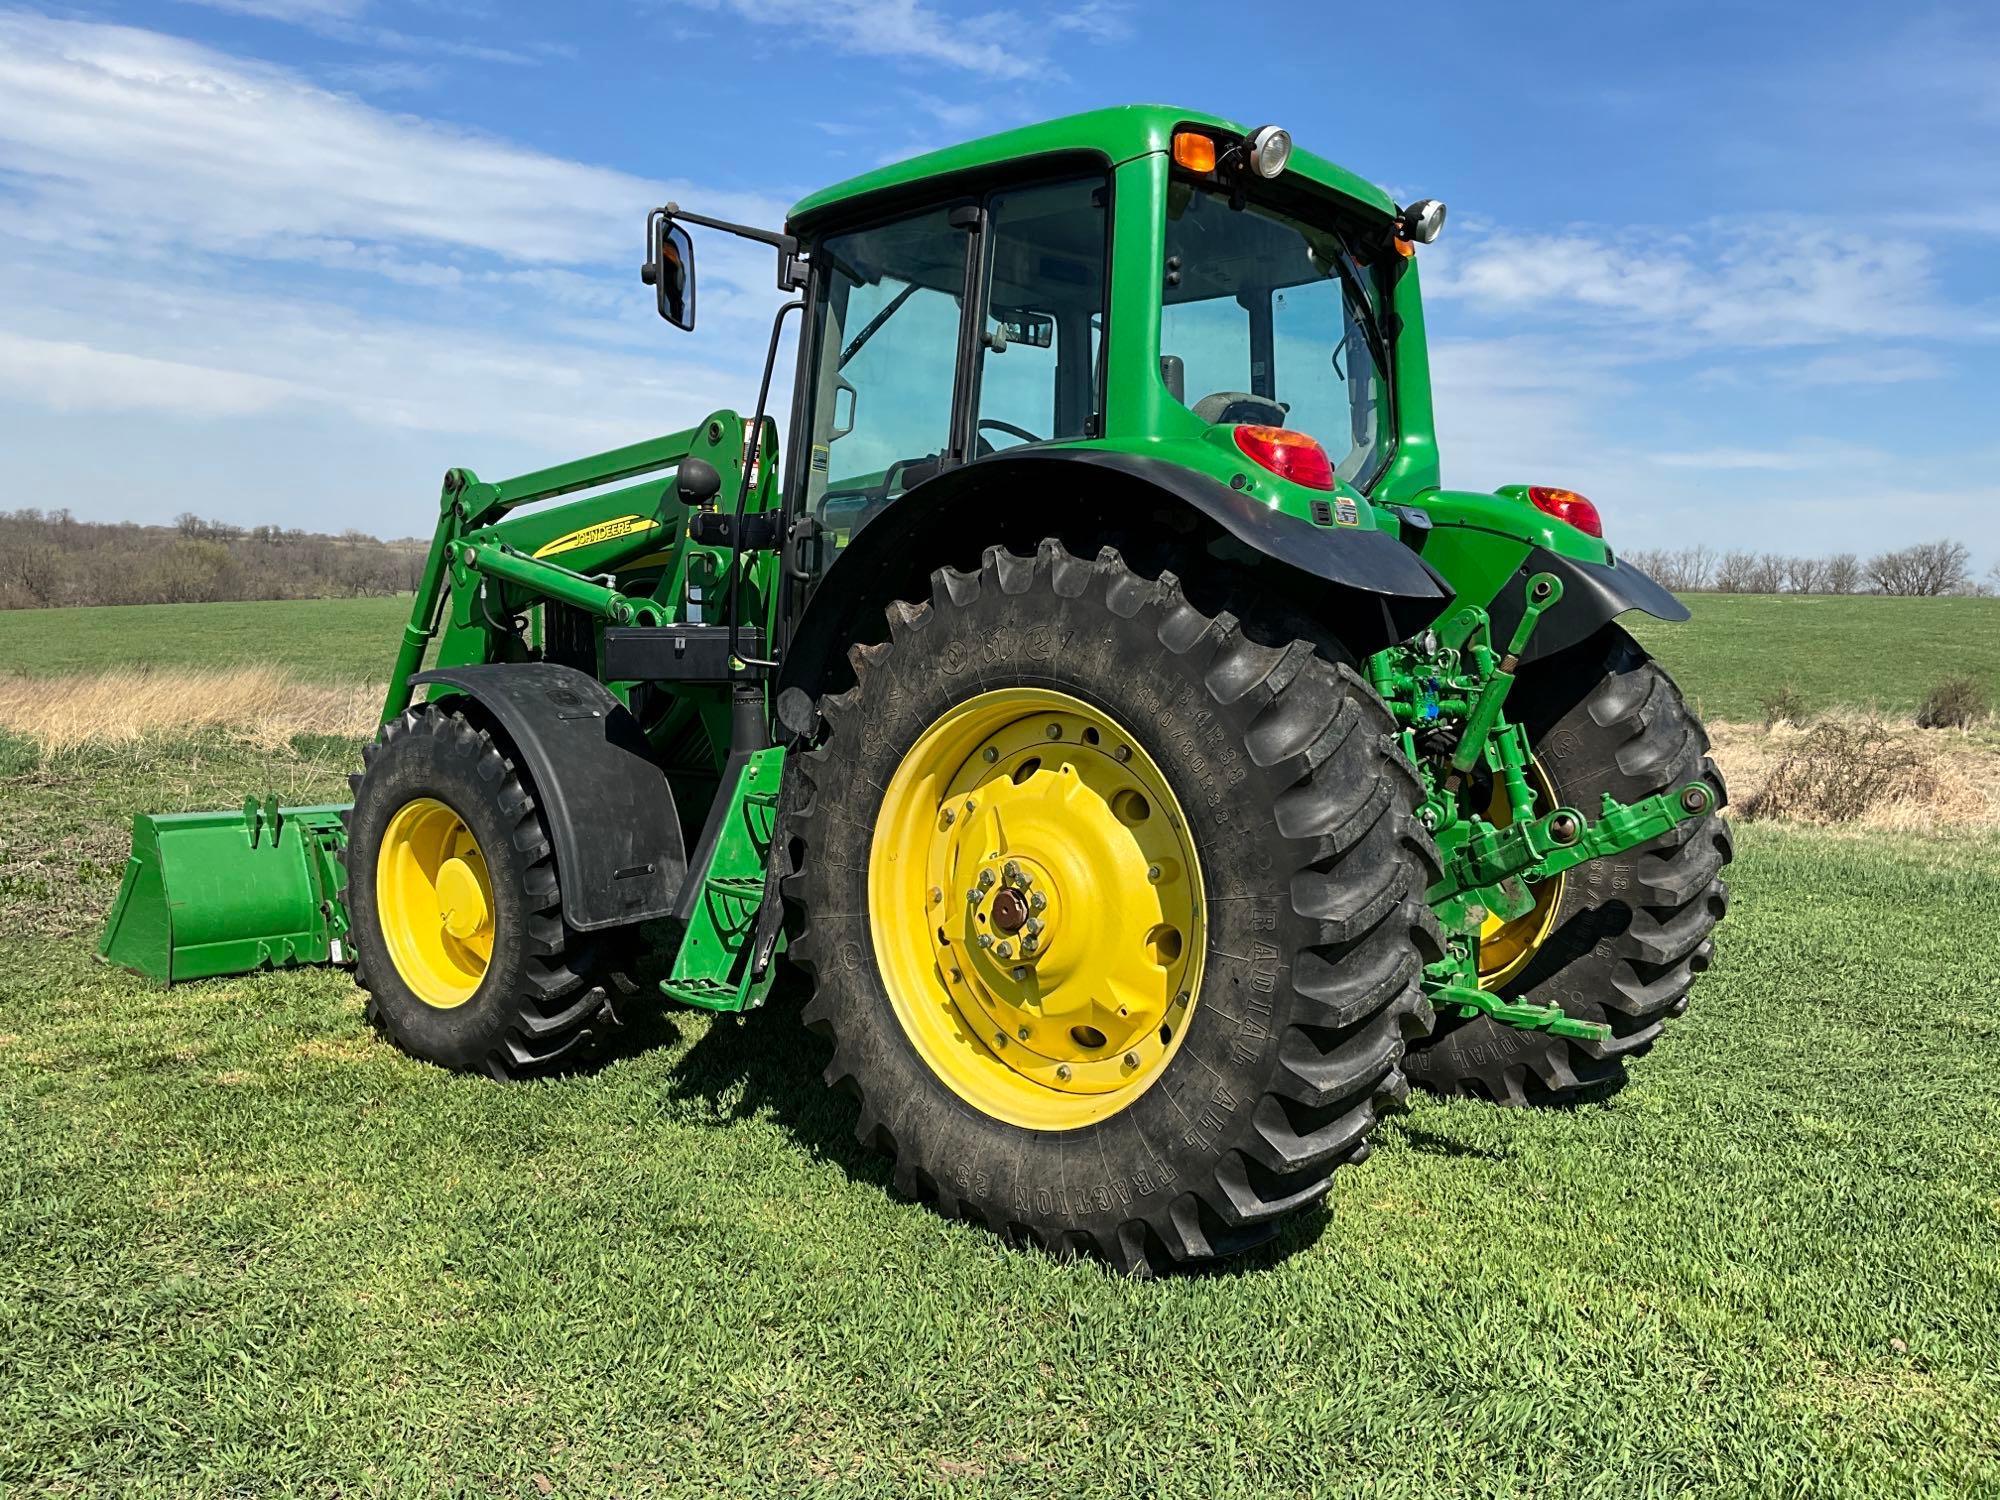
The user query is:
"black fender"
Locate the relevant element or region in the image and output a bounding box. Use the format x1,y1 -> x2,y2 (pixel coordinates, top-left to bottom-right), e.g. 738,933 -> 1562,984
780,448 -> 1451,702
410,663 -> 685,931
1486,547 -> 1691,663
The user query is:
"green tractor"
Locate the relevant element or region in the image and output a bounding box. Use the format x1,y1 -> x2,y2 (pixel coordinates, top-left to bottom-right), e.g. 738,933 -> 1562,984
101,107 -> 1729,1273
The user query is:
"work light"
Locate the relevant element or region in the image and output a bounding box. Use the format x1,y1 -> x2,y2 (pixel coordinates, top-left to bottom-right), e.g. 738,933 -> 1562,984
1400,198 -> 1447,243
1248,125 -> 1292,178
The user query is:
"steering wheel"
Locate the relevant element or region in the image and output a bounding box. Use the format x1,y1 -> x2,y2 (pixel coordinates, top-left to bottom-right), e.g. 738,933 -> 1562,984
1193,391 -> 1287,426
977,417 -> 1043,447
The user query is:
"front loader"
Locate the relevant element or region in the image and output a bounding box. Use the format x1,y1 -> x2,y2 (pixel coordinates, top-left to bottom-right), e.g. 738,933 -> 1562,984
101,107 -> 1729,1273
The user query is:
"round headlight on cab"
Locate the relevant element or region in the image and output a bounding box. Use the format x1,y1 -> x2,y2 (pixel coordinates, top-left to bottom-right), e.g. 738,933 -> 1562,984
1247,125 -> 1291,179
1400,198 -> 1447,244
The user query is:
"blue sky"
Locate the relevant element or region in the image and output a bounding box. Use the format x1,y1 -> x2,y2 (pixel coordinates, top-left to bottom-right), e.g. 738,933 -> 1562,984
0,0 -> 1994,570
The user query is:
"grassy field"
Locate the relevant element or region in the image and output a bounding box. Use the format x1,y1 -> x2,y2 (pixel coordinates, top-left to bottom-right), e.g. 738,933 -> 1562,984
5,591 -> 1996,721
0,595 -> 409,680
1,731 -> 1996,1495
1624,594 -> 2000,721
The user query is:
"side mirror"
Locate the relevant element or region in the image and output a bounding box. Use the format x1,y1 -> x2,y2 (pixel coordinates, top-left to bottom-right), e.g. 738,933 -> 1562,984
996,311 -> 1055,349
642,213 -> 697,331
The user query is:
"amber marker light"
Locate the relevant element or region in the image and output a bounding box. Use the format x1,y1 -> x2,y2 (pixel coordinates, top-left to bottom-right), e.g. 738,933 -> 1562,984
1171,131 -> 1218,173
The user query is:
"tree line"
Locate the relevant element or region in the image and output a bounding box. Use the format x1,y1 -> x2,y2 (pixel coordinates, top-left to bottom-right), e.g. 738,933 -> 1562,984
1622,539 -> 1995,596
0,509 -> 426,610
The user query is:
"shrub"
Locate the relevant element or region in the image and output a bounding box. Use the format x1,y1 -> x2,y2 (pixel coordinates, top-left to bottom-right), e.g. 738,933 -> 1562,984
1761,685 -> 1813,728
1741,722 -> 1937,824
1915,676 -> 1990,730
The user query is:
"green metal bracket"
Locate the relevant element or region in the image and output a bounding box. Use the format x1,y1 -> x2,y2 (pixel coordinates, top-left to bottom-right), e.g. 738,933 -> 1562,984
660,746 -> 788,1013
1426,972 -> 1612,1044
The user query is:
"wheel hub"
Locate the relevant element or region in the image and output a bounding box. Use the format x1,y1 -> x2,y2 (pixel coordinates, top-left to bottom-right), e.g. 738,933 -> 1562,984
375,796 -> 495,1009
874,689 -> 1204,1128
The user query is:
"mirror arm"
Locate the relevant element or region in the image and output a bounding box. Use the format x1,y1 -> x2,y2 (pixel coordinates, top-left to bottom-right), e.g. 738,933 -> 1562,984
662,203 -> 810,292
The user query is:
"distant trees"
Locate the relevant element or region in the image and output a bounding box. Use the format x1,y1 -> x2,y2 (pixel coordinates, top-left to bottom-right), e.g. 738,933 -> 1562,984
1866,540 -> 1972,597
0,508 -> 422,610
1626,538 -> 1985,596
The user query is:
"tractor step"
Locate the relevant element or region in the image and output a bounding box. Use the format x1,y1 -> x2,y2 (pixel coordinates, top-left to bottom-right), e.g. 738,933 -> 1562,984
658,745 -> 788,1015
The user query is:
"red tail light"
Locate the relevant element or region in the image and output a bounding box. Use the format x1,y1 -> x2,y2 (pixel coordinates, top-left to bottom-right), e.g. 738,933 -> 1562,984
1233,425 -> 1336,491
1527,485 -> 1602,537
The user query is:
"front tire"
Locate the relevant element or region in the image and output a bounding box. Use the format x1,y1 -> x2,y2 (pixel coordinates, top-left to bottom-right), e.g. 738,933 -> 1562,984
342,706 -> 623,1080
1403,628 -> 1731,1106
786,541 -> 1441,1274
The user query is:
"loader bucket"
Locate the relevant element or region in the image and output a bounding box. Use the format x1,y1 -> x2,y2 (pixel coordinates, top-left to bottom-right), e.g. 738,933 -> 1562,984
97,797 -> 353,984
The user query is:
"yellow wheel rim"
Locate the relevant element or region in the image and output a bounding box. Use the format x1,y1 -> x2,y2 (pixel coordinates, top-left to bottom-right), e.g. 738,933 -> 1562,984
1477,758 -> 1566,990
375,796 -> 495,1009
869,688 -> 1205,1131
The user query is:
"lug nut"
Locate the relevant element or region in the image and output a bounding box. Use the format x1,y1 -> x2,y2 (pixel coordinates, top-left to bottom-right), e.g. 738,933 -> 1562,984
967,888 -> 982,904
1146,864 -> 1162,883
1029,891 -> 1046,913
1045,723 -> 1062,740
1055,1064 -> 1071,1081
929,886 -> 942,905
979,868 -> 995,889
994,1031 -> 1007,1047
983,746 -> 999,763
1123,1052 -> 1140,1069
964,798 -> 977,814
1003,860 -> 1020,884
995,940 -> 1013,958
1012,966 -> 1029,981
977,933 -> 995,949
1017,1026 -> 1031,1041
1025,917 -> 1043,937
942,808 -> 955,827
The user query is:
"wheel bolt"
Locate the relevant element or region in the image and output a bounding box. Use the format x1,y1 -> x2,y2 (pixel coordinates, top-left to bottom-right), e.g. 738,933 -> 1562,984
1055,1064 -> 1071,1081
929,886 -> 942,905
1146,864 -> 1162,883
1003,860 -> 1020,884
1025,917 -> 1043,937
1029,891 -> 1046,913
1020,937 -> 1038,956
995,940 -> 1013,958
1123,1052 -> 1140,1069
994,1031 -> 1007,1047
978,869 -> 995,889
942,808 -> 955,827
1011,966 -> 1029,981
1045,723 -> 1062,740
977,933 -> 995,949
1017,1026 -> 1031,1041
967,888 -> 981,904
983,746 -> 999,763
1114,745 -> 1131,763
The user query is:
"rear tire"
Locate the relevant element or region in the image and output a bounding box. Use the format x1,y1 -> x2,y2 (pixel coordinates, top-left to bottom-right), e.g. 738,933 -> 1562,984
786,540 -> 1441,1274
1403,628 -> 1731,1106
342,706 -> 623,1080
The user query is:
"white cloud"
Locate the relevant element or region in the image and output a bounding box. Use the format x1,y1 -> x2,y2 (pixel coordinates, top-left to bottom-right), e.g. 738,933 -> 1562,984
0,331 -> 300,417
1424,221 -> 1973,350
665,0 -> 1043,80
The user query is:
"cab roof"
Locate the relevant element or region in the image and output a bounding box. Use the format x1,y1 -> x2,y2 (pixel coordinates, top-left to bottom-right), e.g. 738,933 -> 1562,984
785,104 -> 1399,228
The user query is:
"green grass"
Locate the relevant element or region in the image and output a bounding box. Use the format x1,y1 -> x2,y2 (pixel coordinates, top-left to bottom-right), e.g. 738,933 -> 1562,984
1625,594 -> 2000,722
0,596 -> 409,680
8,591 -> 1998,723
3,734 -> 1997,1496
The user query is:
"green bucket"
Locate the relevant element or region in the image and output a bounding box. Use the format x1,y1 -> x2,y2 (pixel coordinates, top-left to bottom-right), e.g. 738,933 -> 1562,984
98,797 -> 352,984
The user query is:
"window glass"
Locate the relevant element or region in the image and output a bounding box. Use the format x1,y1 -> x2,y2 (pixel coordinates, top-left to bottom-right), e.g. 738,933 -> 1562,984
1159,183 -> 1391,487
807,207 -> 967,546
975,178 -> 1107,450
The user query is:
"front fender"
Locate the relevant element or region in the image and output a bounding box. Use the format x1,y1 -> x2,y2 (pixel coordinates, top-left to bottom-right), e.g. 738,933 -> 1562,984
410,663 -> 685,931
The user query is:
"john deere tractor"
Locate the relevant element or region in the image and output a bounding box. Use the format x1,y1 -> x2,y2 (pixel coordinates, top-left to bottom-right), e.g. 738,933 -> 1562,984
101,107 -> 1729,1274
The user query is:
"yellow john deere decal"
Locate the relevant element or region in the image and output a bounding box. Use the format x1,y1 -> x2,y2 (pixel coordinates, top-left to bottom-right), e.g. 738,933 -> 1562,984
531,514 -> 658,559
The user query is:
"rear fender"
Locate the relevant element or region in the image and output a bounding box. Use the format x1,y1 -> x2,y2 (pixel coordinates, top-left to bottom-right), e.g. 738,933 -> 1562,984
779,449 -> 1451,703
1487,547 -> 1689,663
410,663 -> 685,931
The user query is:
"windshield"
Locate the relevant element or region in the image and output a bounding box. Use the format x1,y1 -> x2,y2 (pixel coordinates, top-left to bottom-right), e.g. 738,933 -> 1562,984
1159,182 -> 1391,489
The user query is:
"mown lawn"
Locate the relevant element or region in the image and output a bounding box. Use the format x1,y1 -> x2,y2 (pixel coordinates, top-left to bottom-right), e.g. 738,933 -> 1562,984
7,590 -> 1997,724
2,731 -> 1996,1496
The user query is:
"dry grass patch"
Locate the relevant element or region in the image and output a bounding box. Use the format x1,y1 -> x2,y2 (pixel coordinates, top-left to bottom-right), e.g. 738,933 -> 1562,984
1713,713 -> 2000,831
0,667 -> 378,752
